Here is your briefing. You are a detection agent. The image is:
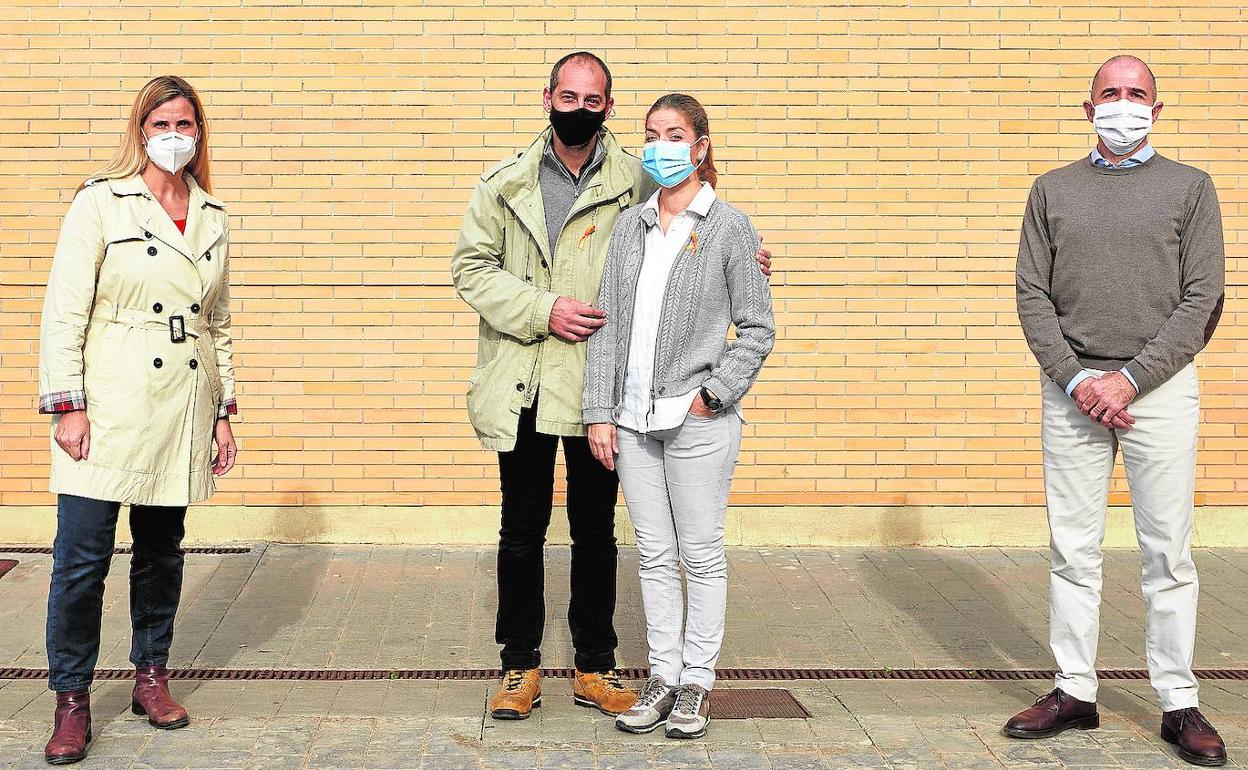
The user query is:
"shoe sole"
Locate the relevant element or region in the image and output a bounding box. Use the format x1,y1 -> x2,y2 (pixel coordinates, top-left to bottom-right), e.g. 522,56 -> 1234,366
45,730 -> 92,765
131,701 -> 189,730
615,717 -> 667,734
665,725 -> 707,740
491,697 -> 541,721
573,694 -> 628,717
1003,714 -> 1100,739
1161,726 -> 1228,767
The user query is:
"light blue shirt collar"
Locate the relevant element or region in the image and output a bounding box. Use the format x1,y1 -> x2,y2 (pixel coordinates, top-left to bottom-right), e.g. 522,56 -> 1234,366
1090,144 -> 1155,169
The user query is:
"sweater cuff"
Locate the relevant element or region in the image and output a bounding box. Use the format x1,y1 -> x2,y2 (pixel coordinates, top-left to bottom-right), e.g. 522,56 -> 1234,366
583,407 -> 614,425
1118,368 -> 1139,394
217,398 -> 238,420
1064,370 -> 1094,397
702,376 -> 736,407
1052,360 -> 1085,393
1121,362 -> 1149,395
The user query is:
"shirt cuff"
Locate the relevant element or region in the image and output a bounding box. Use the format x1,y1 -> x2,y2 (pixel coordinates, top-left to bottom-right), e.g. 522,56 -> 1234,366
1064,370 -> 1094,398
1119,368 -> 1139,394
217,398 -> 238,419
39,390 -> 87,414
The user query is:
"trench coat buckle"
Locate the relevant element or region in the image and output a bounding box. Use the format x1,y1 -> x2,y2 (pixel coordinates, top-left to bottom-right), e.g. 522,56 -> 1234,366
169,315 -> 187,343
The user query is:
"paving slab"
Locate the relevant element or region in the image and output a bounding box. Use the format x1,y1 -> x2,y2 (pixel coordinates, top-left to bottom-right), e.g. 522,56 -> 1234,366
1,545 -> 1246,768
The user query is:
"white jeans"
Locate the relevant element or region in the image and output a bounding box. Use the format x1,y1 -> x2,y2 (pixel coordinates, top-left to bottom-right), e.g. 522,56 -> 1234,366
1042,364 -> 1200,710
615,411 -> 742,690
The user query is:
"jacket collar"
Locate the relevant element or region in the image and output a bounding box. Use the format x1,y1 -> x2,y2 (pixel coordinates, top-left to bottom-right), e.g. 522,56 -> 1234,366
102,173 -> 224,209
494,127 -> 638,261
103,174 -> 223,262
495,126 -> 636,201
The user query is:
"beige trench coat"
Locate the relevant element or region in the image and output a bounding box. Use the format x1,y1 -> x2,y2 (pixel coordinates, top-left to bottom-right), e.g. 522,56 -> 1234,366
38,174 -> 237,506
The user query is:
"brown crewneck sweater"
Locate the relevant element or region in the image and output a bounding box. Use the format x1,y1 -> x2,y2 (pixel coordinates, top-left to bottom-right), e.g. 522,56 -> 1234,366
1015,153 -> 1225,395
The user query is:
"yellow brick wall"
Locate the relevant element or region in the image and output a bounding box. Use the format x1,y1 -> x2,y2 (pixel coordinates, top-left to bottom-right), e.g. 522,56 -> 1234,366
1,1 -> 1245,520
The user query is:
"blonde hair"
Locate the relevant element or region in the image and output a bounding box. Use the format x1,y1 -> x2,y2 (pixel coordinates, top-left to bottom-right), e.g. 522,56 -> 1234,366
80,75 -> 212,193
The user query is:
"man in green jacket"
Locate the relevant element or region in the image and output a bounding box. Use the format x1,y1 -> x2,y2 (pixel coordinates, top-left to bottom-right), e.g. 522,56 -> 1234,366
451,52 -> 771,721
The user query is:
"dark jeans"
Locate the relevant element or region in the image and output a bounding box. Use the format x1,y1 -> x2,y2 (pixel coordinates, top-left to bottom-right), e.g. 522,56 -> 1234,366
46,494 -> 187,692
496,402 -> 620,673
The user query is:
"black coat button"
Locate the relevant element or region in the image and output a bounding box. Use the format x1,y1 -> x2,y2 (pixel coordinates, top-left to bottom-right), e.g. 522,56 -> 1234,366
189,359 -> 198,370
515,383 -> 524,391
143,231 -> 152,239
204,252 -> 211,261
153,358 -> 163,368
191,303 -> 200,313
541,259 -> 548,269
153,303 -> 162,313
147,246 -> 158,256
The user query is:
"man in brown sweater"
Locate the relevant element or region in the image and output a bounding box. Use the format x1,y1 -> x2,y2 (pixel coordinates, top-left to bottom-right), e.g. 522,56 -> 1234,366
1007,56 -> 1227,767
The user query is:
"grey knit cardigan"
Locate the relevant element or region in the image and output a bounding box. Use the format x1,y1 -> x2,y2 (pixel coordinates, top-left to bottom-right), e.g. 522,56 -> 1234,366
582,197 -> 775,425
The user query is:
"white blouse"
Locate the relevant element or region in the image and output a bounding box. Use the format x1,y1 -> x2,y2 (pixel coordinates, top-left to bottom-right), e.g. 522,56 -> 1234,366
617,182 -> 738,433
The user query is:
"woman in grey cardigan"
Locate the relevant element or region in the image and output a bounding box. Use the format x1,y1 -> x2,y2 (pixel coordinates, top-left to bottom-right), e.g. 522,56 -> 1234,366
583,94 -> 775,740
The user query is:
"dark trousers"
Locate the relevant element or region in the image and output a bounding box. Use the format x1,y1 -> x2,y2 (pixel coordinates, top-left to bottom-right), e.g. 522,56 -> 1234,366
46,494 -> 187,692
496,402 -> 620,673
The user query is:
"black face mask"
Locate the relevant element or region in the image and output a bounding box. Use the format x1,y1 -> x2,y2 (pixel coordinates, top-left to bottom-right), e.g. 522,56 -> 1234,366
549,106 -> 606,147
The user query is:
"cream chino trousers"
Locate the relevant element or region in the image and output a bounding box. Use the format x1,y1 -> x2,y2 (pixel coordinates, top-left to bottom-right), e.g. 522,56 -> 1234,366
1042,363 -> 1200,711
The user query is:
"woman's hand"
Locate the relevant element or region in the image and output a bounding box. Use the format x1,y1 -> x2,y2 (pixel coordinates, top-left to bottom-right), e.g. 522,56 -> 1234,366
54,411 -> 91,461
588,423 -> 618,471
688,392 -> 716,418
212,418 -> 237,476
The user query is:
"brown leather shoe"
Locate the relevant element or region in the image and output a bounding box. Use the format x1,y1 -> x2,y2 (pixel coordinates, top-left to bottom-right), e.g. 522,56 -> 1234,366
1003,688 -> 1099,738
573,669 -> 637,716
45,689 -> 91,765
1162,708 -> 1227,766
490,669 -> 541,720
131,665 -> 189,729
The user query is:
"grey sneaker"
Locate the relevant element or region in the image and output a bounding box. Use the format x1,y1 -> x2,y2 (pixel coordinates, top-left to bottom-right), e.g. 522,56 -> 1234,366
615,676 -> 676,734
665,684 -> 710,739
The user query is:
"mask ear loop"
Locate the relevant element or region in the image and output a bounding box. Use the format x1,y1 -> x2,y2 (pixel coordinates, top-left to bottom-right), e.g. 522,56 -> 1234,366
691,136 -> 710,171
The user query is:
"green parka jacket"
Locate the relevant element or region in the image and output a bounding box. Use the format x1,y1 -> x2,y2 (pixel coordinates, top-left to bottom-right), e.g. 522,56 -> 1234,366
452,127 -> 655,451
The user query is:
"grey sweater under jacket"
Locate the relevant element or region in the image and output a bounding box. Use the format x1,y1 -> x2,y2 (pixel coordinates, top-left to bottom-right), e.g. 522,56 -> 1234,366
1015,153 -> 1225,396
583,197 -> 775,425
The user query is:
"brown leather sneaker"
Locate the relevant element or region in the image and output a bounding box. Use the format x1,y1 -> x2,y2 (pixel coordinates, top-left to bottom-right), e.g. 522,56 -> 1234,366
45,689 -> 91,765
1003,688 -> 1099,738
1162,708 -> 1227,767
573,669 -> 637,716
490,669 -> 541,720
131,665 -> 190,729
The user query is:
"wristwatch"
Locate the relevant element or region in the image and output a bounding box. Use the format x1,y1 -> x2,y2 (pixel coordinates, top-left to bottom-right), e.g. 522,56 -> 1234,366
699,386 -> 724,413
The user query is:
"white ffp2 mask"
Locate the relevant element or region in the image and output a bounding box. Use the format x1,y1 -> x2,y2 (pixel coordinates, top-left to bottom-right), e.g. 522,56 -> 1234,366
143,130 -> 196,174
1092,99 -> 1153,156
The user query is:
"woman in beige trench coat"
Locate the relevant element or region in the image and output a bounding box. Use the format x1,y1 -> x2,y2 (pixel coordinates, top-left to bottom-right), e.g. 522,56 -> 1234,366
37,75 -> 238,765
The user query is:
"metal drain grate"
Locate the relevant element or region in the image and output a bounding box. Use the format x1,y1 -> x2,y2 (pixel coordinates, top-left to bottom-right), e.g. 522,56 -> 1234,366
0,560 -> 16,579
711,688 -> 810,719
0,546 -> 252,555
1,667 -> 1246,682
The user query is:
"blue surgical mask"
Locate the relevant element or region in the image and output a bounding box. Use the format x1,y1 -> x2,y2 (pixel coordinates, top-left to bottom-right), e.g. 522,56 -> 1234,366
642,137 -> 707,188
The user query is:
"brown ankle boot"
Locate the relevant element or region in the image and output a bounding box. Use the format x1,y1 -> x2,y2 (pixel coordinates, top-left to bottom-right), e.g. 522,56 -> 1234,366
45,689 -> 91,765
131,665 -> 189,729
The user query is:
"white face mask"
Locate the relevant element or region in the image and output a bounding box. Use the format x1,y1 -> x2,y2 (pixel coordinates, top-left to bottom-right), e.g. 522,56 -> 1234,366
1092,99 -> 1153,156
143,129 -> 196,174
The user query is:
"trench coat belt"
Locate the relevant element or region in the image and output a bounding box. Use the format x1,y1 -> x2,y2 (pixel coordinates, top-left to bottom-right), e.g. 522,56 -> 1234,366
89,301 -> 223,406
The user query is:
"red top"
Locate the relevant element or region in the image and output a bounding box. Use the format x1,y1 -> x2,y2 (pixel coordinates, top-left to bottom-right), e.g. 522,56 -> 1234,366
173,218 -> 187,234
